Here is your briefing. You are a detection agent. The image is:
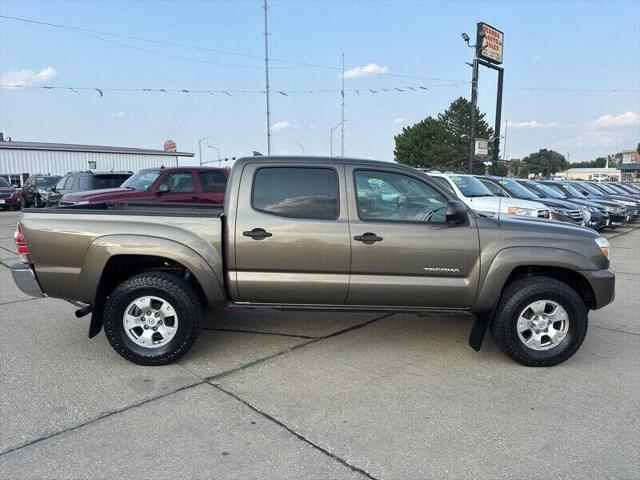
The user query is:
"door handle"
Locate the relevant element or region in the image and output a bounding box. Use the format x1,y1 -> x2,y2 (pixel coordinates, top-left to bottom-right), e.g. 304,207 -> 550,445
354,232 -> 383,244
243,228 -> 273,240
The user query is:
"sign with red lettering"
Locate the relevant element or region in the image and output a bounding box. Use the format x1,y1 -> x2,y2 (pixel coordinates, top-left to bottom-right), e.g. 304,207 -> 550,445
164,139 -> 177,152
477,22 -> 504,64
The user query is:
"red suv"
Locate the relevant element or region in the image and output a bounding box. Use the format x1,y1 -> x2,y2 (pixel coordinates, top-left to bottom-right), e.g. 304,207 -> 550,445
60,167 -> 228,206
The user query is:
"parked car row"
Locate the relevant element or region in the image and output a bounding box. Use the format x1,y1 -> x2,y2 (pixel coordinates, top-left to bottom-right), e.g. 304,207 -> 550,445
416,170 -> 639,231
1,166 -> 229,211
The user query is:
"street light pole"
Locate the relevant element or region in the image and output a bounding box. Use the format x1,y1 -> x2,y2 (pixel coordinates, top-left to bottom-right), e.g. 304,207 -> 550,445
198,136 -> 215,166
295,141 -> 305,155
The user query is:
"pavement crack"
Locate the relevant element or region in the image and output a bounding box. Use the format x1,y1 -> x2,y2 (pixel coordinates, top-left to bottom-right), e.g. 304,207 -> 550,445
0,297 -> 44,306
207,313 -> 394,382
201,327 -> 316,339
211,382 -> 380,480
591,325 -> 640,336
0,381 -> 204,457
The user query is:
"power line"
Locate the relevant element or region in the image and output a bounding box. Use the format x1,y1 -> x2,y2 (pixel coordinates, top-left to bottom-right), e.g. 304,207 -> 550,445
0,14 -> 466,82
0,83 -> 462,95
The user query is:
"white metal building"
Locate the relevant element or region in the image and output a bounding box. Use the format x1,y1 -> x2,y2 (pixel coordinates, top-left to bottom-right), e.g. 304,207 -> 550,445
0,139 -> 194,186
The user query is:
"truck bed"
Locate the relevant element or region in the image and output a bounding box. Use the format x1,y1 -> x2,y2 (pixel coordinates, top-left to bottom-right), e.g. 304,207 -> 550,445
19,202 -> 225,304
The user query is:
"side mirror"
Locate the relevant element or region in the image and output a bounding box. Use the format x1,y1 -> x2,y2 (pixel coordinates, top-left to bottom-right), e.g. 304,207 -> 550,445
157,184 -> 170,194
445,200 -> 468,225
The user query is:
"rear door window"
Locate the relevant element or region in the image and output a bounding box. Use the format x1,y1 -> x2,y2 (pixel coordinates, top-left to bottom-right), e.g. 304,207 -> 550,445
160,172 -> 196,193
252,167 -> 339,220
198,171 -> 227,192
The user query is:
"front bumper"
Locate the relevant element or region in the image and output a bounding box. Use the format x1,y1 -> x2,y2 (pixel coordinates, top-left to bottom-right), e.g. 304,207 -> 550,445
10,262 -> 46,298
0,195 -> 20,208
581,268 -> 615,310
588,211 -> 608,230
607,213 -> 628,227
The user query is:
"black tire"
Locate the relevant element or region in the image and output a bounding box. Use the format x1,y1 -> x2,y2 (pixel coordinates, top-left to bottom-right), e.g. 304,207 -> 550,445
34,195 -> 43,208
490,276 -> 588,367
103,271 -> 202,366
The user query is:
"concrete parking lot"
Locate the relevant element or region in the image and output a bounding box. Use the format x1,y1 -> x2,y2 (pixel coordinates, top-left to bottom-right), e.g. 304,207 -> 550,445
0,209 -> 638,479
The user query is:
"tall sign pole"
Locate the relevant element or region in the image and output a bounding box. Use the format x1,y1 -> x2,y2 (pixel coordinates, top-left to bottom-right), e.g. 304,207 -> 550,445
264,0 -> 272,154
464,23 -> 504,173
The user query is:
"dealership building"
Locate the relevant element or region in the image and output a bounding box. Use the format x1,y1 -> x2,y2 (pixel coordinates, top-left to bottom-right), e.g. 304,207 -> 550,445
0,136 -> 194,186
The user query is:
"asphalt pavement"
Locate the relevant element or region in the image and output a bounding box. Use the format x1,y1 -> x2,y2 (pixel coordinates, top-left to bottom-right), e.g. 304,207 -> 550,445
0,209 -> 638,479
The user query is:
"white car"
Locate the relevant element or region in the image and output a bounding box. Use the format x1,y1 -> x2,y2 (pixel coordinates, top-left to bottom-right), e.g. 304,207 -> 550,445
428,173 -> 550,219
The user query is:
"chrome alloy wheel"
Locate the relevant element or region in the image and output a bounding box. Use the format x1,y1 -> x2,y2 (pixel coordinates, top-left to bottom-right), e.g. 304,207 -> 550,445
516,300 -> 569,351
123,296 -> 179,349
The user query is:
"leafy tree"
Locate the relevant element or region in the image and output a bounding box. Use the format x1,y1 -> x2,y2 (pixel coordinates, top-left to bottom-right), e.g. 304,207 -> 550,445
488,161 -> 508,176
394,97 -> 493,173
520,149 -> 569,177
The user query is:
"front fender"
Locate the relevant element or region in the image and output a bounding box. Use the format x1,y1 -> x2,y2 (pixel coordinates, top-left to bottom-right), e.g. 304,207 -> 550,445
76,234 -> 226,305
473,246 -> 600,313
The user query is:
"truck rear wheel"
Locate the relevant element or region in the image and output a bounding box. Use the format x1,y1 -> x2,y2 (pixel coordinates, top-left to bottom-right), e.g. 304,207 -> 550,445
103,271 -> 202,366
490,276 -> 588,367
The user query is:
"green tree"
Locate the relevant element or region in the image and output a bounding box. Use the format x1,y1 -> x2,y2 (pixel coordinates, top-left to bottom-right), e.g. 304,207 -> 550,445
394,97 -> 493,173
521,149 -> 569,177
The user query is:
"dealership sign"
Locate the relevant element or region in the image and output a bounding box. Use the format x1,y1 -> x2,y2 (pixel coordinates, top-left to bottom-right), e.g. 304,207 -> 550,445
475,138 -> 489,156
477,22 -> 504,64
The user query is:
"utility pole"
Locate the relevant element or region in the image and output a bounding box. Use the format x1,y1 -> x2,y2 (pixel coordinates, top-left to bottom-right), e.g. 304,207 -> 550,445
330,121 -> 342,157
264,0 -> 272,155
468,56 -> 479,173
340,52 -> 345,157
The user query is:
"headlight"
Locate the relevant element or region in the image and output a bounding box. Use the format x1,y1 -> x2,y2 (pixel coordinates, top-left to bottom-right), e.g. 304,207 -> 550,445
587,206 -> 600,212
594,237 -> 610,260
507,207 -> 534,216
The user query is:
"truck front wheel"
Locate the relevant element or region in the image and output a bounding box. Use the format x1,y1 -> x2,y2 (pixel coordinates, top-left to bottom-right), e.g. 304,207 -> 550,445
490,276 -> 588,367
103,271 -> 202,366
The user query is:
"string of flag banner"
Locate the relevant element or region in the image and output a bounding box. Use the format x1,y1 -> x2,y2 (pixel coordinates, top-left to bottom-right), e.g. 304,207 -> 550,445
0,83 -> 468,97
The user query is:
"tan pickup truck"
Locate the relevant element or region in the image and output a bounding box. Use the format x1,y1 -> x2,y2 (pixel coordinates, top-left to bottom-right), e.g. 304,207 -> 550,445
11,157 -> 615,367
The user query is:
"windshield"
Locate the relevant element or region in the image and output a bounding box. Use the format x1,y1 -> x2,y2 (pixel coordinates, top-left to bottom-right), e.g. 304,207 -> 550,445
608,184 -> 629,194
573,182 -> 603,196
595,183 -> 618,194
449,175 -> 492,197
499,179 -> 539,199
120,170 -> 161,191
0,177 -> 9,187
562,183 -> 588,197
534,182 -> 566,199
36,176 -> 61,188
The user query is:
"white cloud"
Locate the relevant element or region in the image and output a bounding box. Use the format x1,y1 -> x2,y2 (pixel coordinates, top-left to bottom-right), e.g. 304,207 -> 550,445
112,111 -> 125,118
271,121 -> 291,132
0,67 -> 57,87
534,54 -> 543,61
393,117 -> 406,124
590,111 -> 639,129
507,120 -> 559,130
343,63 -> 389,79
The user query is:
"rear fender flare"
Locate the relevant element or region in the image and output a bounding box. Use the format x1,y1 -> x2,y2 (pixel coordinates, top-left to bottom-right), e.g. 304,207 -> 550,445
77,234 -> 226,305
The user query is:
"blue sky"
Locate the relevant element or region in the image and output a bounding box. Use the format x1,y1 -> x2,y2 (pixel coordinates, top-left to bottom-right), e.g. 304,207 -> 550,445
1,0 -> 638,165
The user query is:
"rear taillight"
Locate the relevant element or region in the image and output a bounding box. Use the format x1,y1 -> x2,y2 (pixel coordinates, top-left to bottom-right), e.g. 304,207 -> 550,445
14,223 -> 32,264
